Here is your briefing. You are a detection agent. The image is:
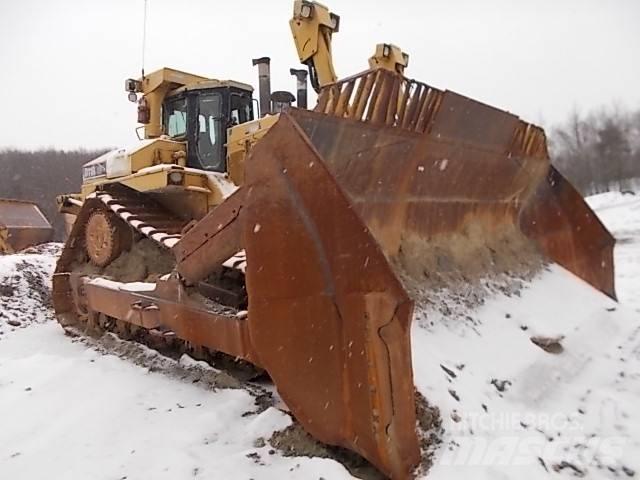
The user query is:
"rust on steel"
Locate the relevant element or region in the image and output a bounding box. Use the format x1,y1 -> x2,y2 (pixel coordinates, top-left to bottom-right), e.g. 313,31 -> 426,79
520,166 -> 615,296
307,68 -> 615,297
0,199 -> 53,253
317,68 -> 443,133
175,114 -> 421,477
174,188 -> 246,285
241,114 -> 420,478
85,275 -> 258,363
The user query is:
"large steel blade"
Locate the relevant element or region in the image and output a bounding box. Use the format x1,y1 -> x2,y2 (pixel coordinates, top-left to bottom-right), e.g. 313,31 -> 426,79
288,89 -> 615,298
242,114 -> 420,479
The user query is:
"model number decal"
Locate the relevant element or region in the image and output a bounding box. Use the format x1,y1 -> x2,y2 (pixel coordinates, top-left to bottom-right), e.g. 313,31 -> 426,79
83,162 -> 107,181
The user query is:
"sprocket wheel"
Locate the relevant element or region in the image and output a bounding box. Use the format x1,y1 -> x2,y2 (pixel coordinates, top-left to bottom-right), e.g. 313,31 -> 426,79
85,209 -> 125,267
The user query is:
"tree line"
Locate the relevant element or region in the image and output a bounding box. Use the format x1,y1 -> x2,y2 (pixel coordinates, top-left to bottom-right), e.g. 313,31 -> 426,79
549,105 -> 640,195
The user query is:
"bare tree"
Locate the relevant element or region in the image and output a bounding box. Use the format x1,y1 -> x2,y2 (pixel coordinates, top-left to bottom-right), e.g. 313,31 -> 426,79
550,104 -> 640,195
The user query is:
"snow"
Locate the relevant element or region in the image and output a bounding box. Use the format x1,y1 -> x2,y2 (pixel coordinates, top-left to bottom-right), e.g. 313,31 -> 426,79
223,250 -> 247,273
164,237 -> 180,249
587,192 -> 640,310
0,243 -> 60,335
88,277 -> 156,292
413,265 -> 639,479
414,192 -> 640,478
0,191 -> 639,479
0,324 -> 354,479
202,171 -> 239,199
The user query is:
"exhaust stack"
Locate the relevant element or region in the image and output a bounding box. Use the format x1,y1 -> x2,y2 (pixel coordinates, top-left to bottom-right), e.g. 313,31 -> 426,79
252,57 -> 272,116
289,68 -> 309,109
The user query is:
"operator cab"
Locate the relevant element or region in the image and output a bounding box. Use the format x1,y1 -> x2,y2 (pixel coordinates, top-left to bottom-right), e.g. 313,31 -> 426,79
163,84 -> 254,172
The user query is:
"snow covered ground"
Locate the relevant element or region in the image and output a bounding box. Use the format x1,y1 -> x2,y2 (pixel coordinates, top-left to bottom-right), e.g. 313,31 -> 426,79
0,192 -> 639,480
415,191 -> 640,479
587,192 -> 640,311
0,252 -> 353,479
0,324 -> 355,479
0,243 -> 59,333
414,263 -> 639,479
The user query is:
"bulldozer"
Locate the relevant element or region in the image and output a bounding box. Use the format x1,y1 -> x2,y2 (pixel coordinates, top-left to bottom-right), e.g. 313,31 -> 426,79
53,1 -> 615,478
0,199 -> 53,254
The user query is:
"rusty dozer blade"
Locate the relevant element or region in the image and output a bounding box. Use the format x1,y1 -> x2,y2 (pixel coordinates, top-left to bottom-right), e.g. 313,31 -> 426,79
0,199 -> 53,254
176,114 -> 420,478
176,71 -> 616,476
296,68 -> 615,298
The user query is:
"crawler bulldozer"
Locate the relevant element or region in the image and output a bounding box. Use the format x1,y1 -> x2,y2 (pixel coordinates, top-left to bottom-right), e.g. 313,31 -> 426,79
0,199 -> 53,253
53,1 -> 615,478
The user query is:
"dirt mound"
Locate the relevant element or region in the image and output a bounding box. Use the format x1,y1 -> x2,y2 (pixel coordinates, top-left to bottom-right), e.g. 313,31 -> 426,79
73,238 -> 175,283
397,222 -> 542,287
269,390 -> 443,480
0,243 -> 61,337
414,390 -> 443,477
269,423 -> 387,480
396,224 -> 545,329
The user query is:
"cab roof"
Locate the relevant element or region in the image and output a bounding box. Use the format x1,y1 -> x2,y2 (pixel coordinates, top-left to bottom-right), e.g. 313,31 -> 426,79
170,79 -> 254,96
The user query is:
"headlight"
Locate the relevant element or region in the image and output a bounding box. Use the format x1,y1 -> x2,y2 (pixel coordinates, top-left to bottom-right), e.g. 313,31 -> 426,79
330,13 -> 340,32
169,171 -> 184,185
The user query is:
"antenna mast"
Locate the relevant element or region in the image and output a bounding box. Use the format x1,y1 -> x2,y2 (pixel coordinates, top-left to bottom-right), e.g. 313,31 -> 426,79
141,0 -> 148,78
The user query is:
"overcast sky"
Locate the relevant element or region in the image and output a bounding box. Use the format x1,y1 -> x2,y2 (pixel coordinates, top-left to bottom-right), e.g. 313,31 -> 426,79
1,0 -> 638,150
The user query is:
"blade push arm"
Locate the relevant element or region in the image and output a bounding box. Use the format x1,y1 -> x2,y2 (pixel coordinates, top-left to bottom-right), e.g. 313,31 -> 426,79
368,43 -> 409,74
289,1 -> 340,92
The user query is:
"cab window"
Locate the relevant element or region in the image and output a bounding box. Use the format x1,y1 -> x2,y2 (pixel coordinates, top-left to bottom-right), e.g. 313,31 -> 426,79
230,93 -> 253,127
164,97 -> 187,137
197,93 -> 224,171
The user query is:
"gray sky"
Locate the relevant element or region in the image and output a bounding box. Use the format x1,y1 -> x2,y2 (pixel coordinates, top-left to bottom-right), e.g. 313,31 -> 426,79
1,0 -> 639,150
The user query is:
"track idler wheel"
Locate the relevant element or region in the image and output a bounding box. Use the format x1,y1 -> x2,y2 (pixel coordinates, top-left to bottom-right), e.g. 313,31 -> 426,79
84,210 -> 129,267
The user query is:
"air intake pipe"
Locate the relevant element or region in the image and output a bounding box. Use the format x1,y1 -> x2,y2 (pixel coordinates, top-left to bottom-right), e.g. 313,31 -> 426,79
271,91 -> 296,113
289,68 -> 308,109
252,57 -> 272,116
